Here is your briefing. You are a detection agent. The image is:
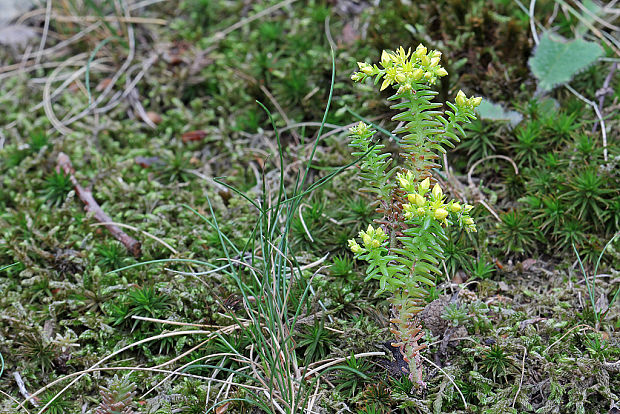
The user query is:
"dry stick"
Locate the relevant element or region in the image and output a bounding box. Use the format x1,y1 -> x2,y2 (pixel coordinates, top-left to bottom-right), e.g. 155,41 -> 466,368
467,155 -> 519,222
543,324 -> 596,354
16,22 -> 102,63
35,0 -> 53,66
90,221 -> 176,254
564,84 -> 608,162
211,0 -> 299,42
13,372 -> 37,408
56,153 -> 141,257
0,388 -> 31,414
258,84 -> 301,143
51,14 -> 167,25
592,62 -> 618,133
512,345 -> 527,408
34,58 -> 112,112
54,2 -> 137,133
42,55 -> 90,134
420,355 -> 468,409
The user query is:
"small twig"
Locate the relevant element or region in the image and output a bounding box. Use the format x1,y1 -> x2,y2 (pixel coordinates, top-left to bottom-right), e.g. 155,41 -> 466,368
302,352 -> 385,379
467,155 -> 517,221
259,84 -> 301,143
57,153 -> 141,257
298,204 -> 314,242
529,0 -> 539,45
210,0 -> 299,42
90,221 -> 174,253
420,355 -> 467,409
50,14 -> 167,25
324,15 -> 336,52
564,84 -> 608,161
592,63 -> 618,133
36,0 -> 53,66
512,345 -> 527,408
0,388 -> 31,414
543,324 -> 596,354
13,372 -> 37,408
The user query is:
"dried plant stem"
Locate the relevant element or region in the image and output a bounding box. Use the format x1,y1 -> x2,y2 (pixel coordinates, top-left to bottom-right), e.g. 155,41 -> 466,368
56,153 -> 142,257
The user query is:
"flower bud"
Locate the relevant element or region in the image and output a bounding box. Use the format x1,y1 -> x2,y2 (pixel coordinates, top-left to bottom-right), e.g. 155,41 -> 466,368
348,239 -> 362,254
464,204 -> 474,213
408,193 -> 425,207
419,178 -> 430,192
414,44 -> 427,58
351,72 -> 364,82
370,239 -> 381,248
471,96 -> 482,107
362,233 -> 372,247
432,183 -> 443,199
430,57 -> 440,67
395,73 -> 407,83
411,68 -> 424,81
434,208 -> 448,220
436,67 -> 448,77
381,50 -> 391,67
449,202 -> 462,213
463,217 -> 475,225
416,207 -> 426,216
420,55 -> 430,67
455,90 -> 467,107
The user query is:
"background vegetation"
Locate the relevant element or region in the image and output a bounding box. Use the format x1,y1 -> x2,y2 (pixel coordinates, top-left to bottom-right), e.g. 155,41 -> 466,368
0,0 -> 618,413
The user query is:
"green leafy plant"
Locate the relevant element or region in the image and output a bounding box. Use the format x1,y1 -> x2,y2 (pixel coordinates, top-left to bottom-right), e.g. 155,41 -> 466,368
441,303 -> 468,327
42,170 -> 73,206
334,353 -> 372,398
95,375 -> 137,414
466,257 -> 496,280
495,210 -> 540,256
38,391 -> 73,414
480,344 -> 511,382
296,318 -> 334,365
347,44 -> 480,387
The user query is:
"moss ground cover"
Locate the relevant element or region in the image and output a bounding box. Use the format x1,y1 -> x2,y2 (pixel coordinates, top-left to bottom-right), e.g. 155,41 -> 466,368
0,1 -> 618,413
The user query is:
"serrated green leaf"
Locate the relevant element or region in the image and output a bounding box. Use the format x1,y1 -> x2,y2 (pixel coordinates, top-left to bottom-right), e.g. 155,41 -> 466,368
529,32 -> 604,91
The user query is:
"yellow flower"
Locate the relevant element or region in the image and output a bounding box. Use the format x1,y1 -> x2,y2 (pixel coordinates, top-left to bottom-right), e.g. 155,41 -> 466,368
411,68 -> 424,81
348,239 -> 362,254
408,193 -> 425,207
432,183 -> 443,199
434,208 -> 448,220
455,90 -> 467,107
449,202 -> 462,213
414,44 -> 427,59
419,177 -> 430,192
381,50 -> 392,68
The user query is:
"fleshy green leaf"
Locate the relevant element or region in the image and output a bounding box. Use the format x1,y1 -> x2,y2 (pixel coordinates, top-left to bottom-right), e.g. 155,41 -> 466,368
529,32 -> 604,91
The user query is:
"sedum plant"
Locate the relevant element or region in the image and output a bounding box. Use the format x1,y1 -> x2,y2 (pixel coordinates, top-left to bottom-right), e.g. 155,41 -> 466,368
347,44 -> 480,387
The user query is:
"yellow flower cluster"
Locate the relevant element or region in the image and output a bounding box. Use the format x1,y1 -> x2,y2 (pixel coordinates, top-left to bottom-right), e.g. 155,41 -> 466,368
455,90 -> 482,109
348,224 -> 388,253
397,173 -> 477,232
351,44 -> 449,91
